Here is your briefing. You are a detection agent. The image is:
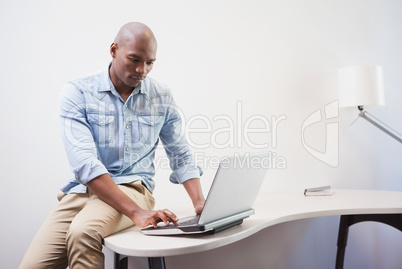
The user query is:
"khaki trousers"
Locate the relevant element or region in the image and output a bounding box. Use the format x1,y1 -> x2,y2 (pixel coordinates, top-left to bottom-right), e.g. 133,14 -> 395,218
19,181 -> 155,269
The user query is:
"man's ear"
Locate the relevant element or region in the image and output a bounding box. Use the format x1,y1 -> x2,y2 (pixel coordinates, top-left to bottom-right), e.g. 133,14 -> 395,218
110,43 -> 118,58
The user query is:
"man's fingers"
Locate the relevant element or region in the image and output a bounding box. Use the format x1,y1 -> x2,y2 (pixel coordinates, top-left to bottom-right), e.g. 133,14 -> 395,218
141,209 -> 179,228
162,209 -> 178,220
156,210 -> 170,225
149,216 -> 158,228
157,209 -> 179,225
162,209 -> 179,225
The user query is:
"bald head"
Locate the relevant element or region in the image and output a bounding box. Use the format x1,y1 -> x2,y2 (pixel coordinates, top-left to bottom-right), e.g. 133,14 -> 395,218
109,22 -> 157,94
114,22 -> 157,50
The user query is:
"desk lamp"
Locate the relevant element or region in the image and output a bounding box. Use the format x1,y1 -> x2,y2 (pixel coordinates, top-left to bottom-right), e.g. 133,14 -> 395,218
338,65 -> 402,143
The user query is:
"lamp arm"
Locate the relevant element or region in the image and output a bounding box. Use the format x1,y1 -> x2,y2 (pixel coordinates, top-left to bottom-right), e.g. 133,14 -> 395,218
359,110 -> 402,144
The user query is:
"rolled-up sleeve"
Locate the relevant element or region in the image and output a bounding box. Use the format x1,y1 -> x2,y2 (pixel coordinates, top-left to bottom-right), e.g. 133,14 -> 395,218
59,83 -> 108,185
159,95 -> 203,184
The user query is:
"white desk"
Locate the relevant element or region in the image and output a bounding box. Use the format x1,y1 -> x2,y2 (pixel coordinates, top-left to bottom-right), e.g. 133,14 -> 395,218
104,189 -> 402,269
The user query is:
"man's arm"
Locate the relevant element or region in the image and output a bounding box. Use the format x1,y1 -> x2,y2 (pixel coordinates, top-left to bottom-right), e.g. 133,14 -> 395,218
183,178 -> 205,214
87,174 -> 179,228
158,93 -> 205,214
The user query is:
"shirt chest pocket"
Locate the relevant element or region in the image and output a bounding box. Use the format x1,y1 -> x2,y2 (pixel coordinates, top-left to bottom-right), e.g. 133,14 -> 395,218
135,114 -> 165,145
87,113 -> 116,146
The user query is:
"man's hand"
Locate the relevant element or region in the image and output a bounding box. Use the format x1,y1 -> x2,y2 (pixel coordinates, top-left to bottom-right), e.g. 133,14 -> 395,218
183,178 -> 205,215
87,175 -> 203,229
132,208 -> 179,228
87,175 -> 179,228
194,200 -> 205,215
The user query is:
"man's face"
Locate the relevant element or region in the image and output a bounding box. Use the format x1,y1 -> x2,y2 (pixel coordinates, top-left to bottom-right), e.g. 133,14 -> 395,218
110,38 -> 157,90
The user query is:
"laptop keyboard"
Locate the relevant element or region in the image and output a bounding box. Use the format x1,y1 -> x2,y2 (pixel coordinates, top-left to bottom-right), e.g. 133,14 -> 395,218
178,215 -> 200,226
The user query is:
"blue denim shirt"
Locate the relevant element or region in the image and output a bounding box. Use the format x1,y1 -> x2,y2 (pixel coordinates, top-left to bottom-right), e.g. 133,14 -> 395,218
59,65 -> 202,194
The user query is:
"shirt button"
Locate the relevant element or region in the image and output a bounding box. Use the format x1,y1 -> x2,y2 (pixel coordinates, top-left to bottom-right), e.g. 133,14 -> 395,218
100,121 -> 104,125
126,125 -> 129,129
126,148 -> 129,151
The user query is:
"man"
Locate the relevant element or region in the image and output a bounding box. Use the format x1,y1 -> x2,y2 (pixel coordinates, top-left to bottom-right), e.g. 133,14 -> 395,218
20,22 -> 205,269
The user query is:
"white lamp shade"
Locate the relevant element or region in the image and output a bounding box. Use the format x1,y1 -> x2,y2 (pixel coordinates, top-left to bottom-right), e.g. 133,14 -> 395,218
338,65 -> 385,108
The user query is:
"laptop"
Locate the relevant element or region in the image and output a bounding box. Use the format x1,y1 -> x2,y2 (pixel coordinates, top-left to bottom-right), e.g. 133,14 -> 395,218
141,153 -> 268,235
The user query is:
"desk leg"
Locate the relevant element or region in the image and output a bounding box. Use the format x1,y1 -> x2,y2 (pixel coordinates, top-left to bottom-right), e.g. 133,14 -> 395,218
335,214 -> 402,269
114,253 -> 166,269
114,253 -> 128,269
335,215 -> 349,269
148,257 -> 166,269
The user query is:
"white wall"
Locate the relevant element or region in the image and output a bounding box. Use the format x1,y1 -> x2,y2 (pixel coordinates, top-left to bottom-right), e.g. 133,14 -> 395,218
1,0 -> 402,268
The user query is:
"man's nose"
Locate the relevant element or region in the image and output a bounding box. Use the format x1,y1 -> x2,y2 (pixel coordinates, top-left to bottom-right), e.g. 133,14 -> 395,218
136,63 -> 147,75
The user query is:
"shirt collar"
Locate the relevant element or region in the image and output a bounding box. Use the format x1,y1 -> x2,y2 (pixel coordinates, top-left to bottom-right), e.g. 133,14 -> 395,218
99,63 -> 149,100
99,64 -> 113,92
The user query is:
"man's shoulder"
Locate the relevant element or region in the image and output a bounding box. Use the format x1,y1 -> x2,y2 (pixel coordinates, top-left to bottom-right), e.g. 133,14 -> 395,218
66,69 -> 105,93
142,76 -> 172,99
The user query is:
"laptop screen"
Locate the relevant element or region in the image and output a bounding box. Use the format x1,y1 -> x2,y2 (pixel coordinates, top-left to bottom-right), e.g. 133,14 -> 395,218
198,153 -> 268,225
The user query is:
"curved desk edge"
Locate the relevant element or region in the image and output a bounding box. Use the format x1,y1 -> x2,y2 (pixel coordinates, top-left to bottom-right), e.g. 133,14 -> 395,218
104,189 -> 402,257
